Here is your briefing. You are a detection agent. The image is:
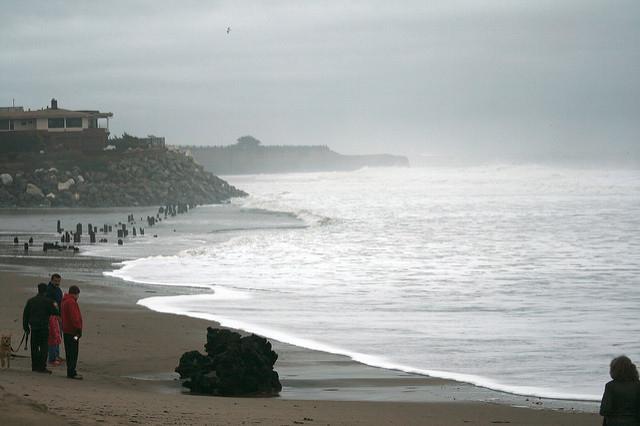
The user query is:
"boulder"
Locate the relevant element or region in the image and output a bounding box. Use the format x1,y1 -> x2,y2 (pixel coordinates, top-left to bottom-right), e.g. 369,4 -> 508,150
0,188 -> 16,207
175,327 -> 282,397
0,173 -> 12,186
26,183 -> 44,198
55,191 -> 75,206
58,178 -> 75,191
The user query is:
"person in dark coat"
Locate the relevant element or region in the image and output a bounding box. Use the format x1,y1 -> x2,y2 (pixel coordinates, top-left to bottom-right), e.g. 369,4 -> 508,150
45,273 -> 63,364
600,355 -> 640,426
23,283 -> 59,373
45,273 -> 63,306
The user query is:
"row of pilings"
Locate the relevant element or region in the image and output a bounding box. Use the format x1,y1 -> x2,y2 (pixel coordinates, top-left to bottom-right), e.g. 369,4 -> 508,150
11,203 -> 196,253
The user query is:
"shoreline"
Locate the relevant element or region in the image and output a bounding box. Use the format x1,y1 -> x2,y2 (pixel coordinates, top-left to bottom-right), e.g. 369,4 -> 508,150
2,229 -> 601,407
0,268 -> 600,425
136,292 -> 602,404
0,206 -> 601,424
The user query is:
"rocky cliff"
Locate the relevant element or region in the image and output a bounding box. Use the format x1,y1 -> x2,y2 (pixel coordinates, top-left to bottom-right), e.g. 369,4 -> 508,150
0,148 -> 246,208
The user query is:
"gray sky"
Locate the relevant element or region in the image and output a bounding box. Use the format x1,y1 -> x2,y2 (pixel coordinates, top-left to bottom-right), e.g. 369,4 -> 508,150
1,0 -> 638,162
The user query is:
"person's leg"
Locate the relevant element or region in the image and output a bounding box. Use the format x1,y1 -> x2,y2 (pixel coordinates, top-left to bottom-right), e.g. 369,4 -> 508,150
32,329 -> 48,371
48,345 -> 57,363
57,321 -> 64,361
63,334 -> 78,377
68,337 -> 78,377
38,330 -> 49,371
34,330 -> 41,370
30,330 -> 38,371
47,321 -> 55,363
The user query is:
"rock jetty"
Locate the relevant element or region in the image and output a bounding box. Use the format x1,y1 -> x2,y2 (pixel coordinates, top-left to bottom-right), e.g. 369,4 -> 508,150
0,149 -> 246,207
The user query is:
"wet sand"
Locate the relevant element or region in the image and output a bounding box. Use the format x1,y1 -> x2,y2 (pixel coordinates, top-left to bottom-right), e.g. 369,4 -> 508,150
0,268 -> 600,425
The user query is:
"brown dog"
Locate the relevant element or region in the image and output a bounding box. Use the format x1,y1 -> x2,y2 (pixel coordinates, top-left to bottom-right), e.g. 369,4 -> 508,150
0,334 -> 11,368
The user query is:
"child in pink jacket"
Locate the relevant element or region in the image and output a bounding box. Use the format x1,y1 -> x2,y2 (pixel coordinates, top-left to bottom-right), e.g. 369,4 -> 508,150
48,315 -> 62,366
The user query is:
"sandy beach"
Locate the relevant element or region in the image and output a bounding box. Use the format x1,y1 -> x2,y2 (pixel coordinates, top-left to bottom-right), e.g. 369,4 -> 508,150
0,267 -> 601,425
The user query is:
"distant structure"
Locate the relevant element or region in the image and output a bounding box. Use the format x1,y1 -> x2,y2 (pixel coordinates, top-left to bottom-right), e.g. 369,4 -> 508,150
141,134 -> 165,148
0,98 -> 113,152
109,133 -> 166,150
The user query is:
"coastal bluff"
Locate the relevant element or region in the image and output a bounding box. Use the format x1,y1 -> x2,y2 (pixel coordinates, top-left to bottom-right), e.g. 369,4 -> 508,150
188,136 -> 410,175
0,148 -> 246,208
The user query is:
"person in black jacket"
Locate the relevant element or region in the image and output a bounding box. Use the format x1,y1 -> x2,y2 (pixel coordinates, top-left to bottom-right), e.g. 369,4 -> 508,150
22,283 -> 59,374
45,273 -> 63,306
600,355 -> 640,426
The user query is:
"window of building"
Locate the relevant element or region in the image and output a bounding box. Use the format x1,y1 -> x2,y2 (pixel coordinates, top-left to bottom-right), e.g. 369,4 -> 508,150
0,119 -> 9,130
66,117 -> 82,128
48,118 -> 65,128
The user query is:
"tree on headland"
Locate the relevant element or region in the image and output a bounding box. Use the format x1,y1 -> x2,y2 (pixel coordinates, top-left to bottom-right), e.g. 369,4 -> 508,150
236,135 -> 261,148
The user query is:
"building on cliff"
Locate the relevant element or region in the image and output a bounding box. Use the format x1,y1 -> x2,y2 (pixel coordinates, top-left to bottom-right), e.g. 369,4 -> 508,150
140,134 -> 165,147
0,99 -> 113,152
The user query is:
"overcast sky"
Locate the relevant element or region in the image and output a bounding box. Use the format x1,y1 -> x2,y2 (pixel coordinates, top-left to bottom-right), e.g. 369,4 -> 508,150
1,0 -> 638,162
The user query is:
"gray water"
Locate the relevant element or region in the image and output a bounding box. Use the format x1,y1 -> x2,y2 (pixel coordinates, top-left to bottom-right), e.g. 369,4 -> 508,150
46,165 -> 640,400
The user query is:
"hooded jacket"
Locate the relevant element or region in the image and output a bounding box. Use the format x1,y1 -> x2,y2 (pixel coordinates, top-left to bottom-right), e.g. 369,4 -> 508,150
61,293 -> 82,336
23,293 -> 59,331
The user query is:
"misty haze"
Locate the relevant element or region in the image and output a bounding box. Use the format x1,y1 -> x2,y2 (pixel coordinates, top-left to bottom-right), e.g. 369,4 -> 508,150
2,0 -> 639,165
0,1 -> 638,425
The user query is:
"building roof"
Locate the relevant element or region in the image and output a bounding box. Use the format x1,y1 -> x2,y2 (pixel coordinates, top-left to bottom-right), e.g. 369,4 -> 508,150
0,107 -> 113,120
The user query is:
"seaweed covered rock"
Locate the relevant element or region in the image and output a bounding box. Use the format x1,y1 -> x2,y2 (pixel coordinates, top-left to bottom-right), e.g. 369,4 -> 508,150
175,327 -> 282,396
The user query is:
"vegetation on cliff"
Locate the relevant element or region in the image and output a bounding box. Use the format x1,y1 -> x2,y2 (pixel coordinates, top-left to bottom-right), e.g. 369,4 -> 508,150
188,136 -> 410,175
0,148 -> 246,208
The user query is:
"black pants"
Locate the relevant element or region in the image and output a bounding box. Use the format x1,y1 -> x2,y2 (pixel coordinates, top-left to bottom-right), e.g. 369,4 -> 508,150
30,328 -> 49,371
63,333 -> 80,378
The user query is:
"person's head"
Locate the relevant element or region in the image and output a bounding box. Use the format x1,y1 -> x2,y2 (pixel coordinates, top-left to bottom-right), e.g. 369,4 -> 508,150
50,273 -> 61,287
37,283 -> 47,294
610,356 -> 640,382
68,285 -> 80,300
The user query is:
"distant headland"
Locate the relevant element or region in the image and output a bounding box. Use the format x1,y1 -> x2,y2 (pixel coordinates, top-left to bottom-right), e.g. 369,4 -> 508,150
187,136 -> 410,175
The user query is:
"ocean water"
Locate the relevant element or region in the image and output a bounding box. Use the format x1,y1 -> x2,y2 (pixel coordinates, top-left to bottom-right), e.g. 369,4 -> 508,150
105,165 -> 640,400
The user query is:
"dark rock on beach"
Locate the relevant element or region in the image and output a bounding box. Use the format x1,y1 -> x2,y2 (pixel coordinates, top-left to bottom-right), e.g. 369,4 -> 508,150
175,327 -> 282,397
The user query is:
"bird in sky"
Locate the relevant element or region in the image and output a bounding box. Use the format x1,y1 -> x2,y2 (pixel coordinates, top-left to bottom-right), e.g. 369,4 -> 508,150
226,26 -> 231,34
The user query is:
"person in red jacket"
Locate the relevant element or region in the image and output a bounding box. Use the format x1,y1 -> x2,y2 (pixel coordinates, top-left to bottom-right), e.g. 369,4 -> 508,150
61,285 -> 83,380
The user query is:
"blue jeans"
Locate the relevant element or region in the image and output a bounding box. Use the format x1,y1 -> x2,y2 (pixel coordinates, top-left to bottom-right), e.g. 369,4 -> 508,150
48,344 -> 59,362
